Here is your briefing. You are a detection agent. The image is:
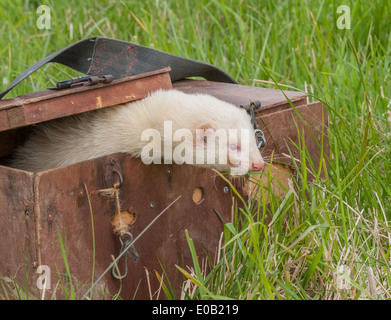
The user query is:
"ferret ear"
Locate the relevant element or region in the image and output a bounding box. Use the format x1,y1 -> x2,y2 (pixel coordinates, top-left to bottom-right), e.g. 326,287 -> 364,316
195,124 -> 215,146
198,124 -> 215,132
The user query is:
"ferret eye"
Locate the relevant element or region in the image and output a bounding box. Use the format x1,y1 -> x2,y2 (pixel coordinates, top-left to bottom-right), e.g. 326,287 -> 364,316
229,144 -> 240,151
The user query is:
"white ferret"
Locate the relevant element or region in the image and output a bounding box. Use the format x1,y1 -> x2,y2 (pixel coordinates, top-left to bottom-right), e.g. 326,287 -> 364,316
10,89 -> 264,173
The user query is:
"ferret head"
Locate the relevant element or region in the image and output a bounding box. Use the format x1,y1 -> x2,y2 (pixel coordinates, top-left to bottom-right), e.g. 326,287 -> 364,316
141,90 -> 264,175
188,94 -> 265,174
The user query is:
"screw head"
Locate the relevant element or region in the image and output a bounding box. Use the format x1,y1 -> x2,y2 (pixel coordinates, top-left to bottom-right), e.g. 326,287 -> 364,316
149,202 -> 155,208
223,186 -> 229,193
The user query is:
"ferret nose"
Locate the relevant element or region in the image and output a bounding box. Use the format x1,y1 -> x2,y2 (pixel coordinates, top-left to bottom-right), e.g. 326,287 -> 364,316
252,161 -> 264,171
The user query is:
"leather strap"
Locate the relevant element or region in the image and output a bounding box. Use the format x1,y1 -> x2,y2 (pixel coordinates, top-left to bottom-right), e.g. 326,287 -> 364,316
0,37 -> 236,99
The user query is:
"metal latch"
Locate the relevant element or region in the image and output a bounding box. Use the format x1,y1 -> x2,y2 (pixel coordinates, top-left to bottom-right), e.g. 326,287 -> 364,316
48,74 -> 113,90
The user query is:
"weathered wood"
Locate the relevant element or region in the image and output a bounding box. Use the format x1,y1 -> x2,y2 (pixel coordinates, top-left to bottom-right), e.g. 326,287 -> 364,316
173,79 -> 308,112
0,165 -> 37,294
0,68 -> 173,159
257,101 -> 329,177
1,154 -> 237,299
0,68 -> 172,133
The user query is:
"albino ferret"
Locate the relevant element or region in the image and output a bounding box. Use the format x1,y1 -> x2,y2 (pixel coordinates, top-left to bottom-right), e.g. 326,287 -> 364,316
10,89 -> 264,173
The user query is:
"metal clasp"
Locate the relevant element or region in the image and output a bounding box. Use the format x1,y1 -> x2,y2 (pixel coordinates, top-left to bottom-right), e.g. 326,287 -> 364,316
48,74 -> 113,90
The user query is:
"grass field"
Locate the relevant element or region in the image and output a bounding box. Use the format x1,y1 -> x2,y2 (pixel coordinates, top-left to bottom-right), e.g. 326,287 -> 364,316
0,0 -> 390,299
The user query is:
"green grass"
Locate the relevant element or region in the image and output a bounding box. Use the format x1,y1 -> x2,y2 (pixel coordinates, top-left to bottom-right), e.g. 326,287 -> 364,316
1,0 -> 390,299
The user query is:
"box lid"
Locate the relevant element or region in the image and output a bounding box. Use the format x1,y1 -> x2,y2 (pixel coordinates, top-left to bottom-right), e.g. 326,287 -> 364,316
0,68 -> 172,133
173,79 -> 308,114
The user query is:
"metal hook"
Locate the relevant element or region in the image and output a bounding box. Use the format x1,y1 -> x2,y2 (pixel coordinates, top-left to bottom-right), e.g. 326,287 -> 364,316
112,232 -> 138,280
112,168 -> 124,189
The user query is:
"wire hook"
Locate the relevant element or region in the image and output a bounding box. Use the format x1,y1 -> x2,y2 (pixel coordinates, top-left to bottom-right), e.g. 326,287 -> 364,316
112,232 -> 139,280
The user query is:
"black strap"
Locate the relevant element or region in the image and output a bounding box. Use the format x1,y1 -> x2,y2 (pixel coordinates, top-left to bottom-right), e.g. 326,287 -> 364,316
0,37 -> 236,99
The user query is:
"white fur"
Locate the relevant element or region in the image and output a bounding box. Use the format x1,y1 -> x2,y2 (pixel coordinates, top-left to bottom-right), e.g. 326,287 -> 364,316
10,89 -> 264,172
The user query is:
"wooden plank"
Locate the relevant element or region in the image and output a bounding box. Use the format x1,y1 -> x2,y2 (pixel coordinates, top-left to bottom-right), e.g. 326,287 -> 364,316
0,68 -> 172,110
0,165 -> 37,294
0,68 -> 172,133
23,72 -> 172,125
258,101 -> 330,178
6,107 -> 26,128
173,79 -> 308,111
0,111 -> 9,131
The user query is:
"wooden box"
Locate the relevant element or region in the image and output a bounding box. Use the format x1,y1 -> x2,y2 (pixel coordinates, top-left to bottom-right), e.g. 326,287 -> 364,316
0,68 -> 328,299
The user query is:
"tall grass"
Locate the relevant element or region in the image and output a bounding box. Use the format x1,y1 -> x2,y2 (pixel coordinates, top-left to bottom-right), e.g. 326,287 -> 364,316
1,0 -> 390,299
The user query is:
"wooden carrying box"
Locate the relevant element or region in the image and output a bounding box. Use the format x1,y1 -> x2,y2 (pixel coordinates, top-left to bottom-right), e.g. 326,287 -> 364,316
0,67 -> 328,299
